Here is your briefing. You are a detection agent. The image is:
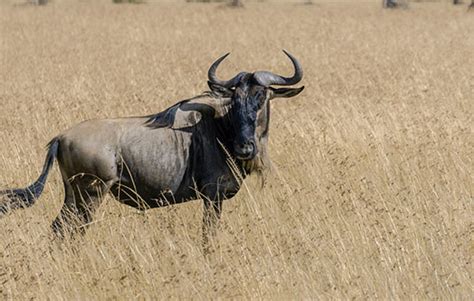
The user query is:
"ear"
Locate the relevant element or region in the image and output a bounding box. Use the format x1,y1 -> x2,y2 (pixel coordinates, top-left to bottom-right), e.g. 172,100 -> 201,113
208,81 -> 234,97
270,86 -> 304,99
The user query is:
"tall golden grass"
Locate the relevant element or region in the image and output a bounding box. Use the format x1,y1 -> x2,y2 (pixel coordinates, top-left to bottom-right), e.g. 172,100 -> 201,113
0,1 -> 472,299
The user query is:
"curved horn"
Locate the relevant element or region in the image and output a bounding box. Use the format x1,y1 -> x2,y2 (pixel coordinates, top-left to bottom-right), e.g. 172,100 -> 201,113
208,53 -> 247,87
253,50 -> 303,87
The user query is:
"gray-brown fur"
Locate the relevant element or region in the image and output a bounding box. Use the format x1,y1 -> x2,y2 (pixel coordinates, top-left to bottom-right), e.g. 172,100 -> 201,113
0,51 -> 304,248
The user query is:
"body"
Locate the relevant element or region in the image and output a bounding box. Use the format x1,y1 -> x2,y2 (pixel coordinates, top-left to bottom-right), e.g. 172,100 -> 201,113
58,98 -> 244,209
51,93 -> 245,238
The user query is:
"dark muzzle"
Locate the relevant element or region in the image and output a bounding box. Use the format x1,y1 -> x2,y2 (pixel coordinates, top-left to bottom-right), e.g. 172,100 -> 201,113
234,139 -> 257,160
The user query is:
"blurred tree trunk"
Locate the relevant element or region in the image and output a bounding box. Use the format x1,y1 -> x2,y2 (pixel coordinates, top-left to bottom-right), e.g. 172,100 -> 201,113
469,0 -> 474,10
383,0 -> 397,8
453,0 -> 460,4
36,0 -> 48,4
230,0 -> 243,7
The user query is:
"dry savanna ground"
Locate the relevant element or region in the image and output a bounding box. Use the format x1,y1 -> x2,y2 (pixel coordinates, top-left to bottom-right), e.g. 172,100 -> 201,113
0,1 -> 473,299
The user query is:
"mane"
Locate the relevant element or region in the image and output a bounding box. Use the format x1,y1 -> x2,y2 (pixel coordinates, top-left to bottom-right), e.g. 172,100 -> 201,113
145,92 -> 214,129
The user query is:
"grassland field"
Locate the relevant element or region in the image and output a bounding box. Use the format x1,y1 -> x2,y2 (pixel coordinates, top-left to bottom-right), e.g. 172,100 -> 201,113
0,0 -> 473,299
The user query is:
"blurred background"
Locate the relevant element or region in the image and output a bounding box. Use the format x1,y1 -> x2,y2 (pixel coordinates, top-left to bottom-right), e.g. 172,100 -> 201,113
0,0 -> 472,299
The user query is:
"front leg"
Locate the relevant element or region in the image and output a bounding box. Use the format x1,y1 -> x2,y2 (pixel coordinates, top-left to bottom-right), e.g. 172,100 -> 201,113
202,196 -> 223,254
199,172 -> 241,253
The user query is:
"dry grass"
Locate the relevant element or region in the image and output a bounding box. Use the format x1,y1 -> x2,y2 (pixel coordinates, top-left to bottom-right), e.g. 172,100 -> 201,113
0,1 -> 473,299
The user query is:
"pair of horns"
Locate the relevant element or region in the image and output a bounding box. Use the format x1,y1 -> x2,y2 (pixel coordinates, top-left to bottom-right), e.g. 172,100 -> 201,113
208,50 -> 303,88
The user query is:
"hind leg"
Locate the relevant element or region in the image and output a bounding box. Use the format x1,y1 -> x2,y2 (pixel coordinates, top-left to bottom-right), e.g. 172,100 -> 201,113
52,175 -> 114,237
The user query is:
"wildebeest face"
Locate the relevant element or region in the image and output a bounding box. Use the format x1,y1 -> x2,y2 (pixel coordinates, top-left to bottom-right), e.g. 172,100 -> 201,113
207,51 -> 304,161
211,77 -> 304,161
230,80 -> 268,160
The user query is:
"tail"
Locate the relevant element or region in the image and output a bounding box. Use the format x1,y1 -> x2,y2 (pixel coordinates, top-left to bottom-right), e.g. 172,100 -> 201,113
0,137 -> 59,216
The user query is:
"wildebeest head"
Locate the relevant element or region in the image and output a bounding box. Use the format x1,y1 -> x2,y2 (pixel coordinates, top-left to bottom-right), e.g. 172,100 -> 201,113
207,50 -> 304,161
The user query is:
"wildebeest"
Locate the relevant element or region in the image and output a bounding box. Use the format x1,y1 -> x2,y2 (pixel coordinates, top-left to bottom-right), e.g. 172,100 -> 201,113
0,51 -> 304,246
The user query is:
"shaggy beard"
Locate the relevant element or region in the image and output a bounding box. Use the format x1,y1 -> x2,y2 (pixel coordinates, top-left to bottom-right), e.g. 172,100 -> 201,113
240,144 -> 271,188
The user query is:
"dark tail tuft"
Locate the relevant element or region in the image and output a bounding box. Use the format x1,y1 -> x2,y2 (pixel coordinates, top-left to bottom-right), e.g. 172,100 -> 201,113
0,137 -> 59,216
